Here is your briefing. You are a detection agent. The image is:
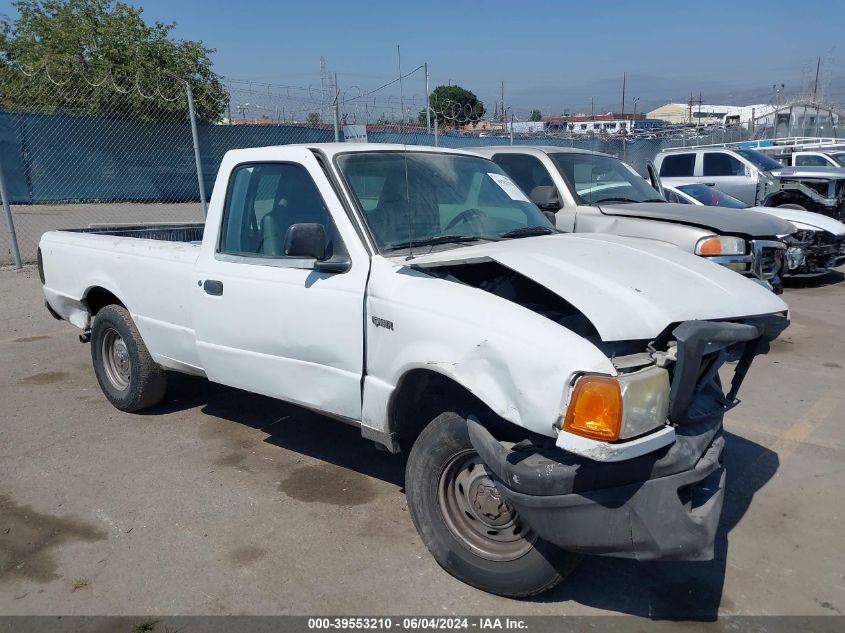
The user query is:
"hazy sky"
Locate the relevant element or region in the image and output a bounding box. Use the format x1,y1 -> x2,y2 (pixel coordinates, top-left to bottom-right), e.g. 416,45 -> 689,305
2,0 -> 843,115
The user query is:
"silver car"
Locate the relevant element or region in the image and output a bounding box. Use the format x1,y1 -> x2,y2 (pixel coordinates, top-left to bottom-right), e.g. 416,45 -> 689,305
472,146 -> 791,292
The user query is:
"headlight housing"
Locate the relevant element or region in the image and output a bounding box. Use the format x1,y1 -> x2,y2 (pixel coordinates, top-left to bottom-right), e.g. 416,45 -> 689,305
695,235 -> 746,256
562,367 -> 670,442
790,228 -> 817,244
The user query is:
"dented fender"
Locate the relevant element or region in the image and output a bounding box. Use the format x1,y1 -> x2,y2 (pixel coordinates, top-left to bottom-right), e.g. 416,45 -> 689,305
360,256 -> 615,439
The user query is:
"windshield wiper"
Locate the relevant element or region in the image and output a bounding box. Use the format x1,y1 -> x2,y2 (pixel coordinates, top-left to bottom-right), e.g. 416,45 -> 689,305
383,234 -> 488,252
592,197 -> 641,204
500,226 -> 555,239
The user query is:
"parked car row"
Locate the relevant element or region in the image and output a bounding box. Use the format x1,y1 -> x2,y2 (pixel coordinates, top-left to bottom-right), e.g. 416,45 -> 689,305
39,142 -> 805,599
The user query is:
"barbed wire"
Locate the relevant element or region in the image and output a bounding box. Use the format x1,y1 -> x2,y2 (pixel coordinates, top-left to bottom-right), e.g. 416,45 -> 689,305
10,56 -> 192,102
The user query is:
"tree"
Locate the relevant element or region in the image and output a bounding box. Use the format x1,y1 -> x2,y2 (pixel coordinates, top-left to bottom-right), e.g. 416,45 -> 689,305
0,0 -> 228,122
421,85 -> 485,129
305,112 -> 321,127
530,109 -> 542,122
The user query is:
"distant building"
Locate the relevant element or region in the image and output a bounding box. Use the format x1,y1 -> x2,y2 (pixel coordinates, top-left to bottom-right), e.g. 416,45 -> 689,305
647,102 -> 774,126
506,121 -> 545,134
542,112 -> 659,135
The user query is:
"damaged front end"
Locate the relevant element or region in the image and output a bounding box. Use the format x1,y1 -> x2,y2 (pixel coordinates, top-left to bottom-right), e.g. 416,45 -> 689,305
782,229 -> 845,276
468,314 -> 788,561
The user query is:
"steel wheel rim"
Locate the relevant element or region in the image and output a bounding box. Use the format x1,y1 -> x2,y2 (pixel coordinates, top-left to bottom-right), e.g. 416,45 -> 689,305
101,327 -> 131,391
438,450 -> 536,561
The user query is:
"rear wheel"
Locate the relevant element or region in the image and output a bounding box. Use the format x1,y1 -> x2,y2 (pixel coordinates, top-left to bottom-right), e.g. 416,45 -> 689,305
91,304 -> 167,412
405,410 -> 579,598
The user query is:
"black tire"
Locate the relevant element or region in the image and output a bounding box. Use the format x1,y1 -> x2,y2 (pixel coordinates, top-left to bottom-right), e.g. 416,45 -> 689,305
90,304 -> 167,412
405,410 -> 579,598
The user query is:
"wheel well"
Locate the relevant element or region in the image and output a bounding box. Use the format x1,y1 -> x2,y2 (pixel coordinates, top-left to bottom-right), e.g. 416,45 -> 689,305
767,191 -> 812,208
389,369 -> 527,452
84,287 -> 125,317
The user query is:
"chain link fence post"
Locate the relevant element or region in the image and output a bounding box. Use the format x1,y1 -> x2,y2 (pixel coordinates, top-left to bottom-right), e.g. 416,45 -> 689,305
0,154 -> 23,269
185,84 -> 208,218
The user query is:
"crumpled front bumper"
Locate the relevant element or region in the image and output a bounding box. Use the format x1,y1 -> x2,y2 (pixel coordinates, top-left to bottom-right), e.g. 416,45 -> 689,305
467,315 -> 788,562
468,417 -> 725,561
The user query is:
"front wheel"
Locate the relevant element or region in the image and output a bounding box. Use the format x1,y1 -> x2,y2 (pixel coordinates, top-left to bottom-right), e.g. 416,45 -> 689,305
91,304 -> 167,412
405,411 -> 579,598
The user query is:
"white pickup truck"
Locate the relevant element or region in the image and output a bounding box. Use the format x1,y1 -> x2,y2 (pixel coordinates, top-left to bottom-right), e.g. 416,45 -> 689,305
39,143 -> 789,598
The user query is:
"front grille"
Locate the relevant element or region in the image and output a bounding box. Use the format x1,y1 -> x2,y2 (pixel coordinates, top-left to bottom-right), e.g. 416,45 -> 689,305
751,240 -> 785,280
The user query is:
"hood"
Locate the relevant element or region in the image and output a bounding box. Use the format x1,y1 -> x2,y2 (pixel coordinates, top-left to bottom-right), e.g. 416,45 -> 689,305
597,202 -> 793,237
748,206 -> 845,236
770,166 -> 845,180
408,233 -> 787,341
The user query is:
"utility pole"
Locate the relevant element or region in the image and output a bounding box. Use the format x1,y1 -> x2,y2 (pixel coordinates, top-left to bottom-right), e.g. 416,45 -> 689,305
320,56 -> 328,122
425,62 -> 431,134
501,81 -> 506,131
333,72 -> 340,142
698,92 -> 702,129
813,56 -> 822,136
397,45 -> 404,125
621,72 -> 626,120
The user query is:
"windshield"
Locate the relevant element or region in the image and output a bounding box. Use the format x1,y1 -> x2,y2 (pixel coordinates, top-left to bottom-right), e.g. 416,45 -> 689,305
336,152 -> 554,253
548,152 -> 664,204
677,183 -> 749,209
734,148 -> 783,172
831,152 -> 845,167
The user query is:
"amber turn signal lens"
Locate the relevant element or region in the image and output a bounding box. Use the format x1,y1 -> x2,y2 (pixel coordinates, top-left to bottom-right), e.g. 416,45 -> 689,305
696,236 -> 724,256
563,376 -> 623,441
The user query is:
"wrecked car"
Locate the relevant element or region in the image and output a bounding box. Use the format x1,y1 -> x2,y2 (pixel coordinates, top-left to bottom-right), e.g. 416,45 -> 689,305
472,146 -> 791,292
661,181 -> 845,276
655,145 -> 845,221
38,143 -> 789,598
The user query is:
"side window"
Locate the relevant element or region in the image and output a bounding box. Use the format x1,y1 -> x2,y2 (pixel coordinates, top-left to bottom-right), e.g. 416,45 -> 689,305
795,154 -> 829,167
703,153 -> 746,177
491,153 -> 553,197
658,153 -> 695,177
220,163 -> 334,258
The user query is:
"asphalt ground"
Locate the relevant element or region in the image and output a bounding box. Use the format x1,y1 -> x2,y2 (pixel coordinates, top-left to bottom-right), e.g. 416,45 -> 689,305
1,264 -> 844,619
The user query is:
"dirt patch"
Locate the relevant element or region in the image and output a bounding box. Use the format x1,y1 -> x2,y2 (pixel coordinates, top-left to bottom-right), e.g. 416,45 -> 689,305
11,335 -> 50,343
0,494 -> 107,584
822,362 -> 842,369
18,371 -> 69,386
279,463 -> 378,506
228,546 -> 267,566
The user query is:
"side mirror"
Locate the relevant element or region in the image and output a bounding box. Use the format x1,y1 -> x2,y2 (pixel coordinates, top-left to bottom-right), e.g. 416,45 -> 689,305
529,185 -> 562,211
285,223 -> 327,260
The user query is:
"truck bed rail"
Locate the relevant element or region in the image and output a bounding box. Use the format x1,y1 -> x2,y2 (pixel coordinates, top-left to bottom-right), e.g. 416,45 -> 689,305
67,223 -> 205,243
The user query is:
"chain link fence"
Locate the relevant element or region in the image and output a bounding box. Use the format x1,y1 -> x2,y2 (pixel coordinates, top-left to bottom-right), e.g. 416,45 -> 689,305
1,60 -> 841,266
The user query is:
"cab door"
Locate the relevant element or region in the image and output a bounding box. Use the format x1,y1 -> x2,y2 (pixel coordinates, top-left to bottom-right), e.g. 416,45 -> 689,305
699,152 -> 757,204
191,149 -> 368,421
